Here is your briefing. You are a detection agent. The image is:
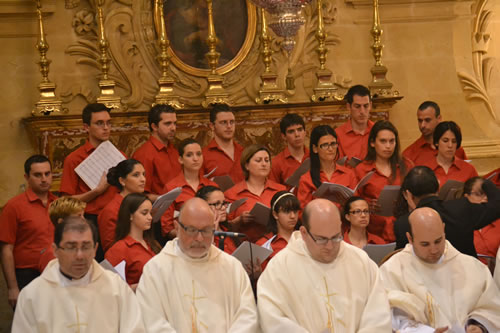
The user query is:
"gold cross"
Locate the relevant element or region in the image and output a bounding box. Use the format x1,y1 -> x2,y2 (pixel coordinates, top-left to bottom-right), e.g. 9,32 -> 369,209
183,280 -> 208,333
320,277 -> 346,333
67,305 -> 88,333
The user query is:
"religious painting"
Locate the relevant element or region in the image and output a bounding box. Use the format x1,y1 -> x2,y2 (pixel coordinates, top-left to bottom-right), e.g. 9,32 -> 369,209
158,0 -> 256,76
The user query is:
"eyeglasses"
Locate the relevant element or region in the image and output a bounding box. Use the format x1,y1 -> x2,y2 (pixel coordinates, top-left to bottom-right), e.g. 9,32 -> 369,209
208,201 -> 230,210
306,228 -> 343,245
57,245 -> 95,255
92,120 -> 112,128
178,220 -> 215,237
349,209 -> 370,216
318,141 -> 338,150
470,191 -> 486,197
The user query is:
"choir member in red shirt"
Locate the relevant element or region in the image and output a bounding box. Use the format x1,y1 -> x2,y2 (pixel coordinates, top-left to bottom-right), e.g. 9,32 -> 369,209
298,125 -> 357,210
161,139 -> 218,239
225,144 -> 286,243
132,104 -> 181,201
335,85 -> 374,163
256,191 -> 300,270
341,196 -> 385,248
195,185 -> 237,254
355,120 -> 410,242
105,193 -> 160,291
202,103 -> 244,183
270,114 -> 309,187
464,177 -> 500,261
403,101 -> 467,166
421,121 -> 478,186
98,159 -> 146,252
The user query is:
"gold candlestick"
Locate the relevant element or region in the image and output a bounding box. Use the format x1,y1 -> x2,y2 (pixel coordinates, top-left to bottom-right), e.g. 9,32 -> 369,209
96,0 -> 121,109
32,0 -> 63,116
202,0 -> 230,108
311,0 -> 341,102
256,8 -> 287,104
368,0 -> 394,96
153,0 -> 183,109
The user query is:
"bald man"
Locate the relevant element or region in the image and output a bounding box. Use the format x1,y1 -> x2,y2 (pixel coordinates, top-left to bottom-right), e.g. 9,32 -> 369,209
257,199 -> 391,332
136,198 -> 258,332
381,207 -> 500,333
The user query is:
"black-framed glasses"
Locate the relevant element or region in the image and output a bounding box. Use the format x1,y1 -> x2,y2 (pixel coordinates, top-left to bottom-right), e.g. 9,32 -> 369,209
57,244 -> 95,255
305,228 -> 343,245
349,209 -> 370,216
177,220 -> 215,237
318,141 -> 338,150
208,201 -> 230,210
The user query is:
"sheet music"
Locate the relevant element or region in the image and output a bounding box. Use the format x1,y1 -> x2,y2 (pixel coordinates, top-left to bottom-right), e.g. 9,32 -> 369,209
312,171 -> 373,205
74,141 -> 125,190
285,158 -> 311,188
249,202 -> 271,226
232,241 -> 272,267
151,187 -> 182,223
227,198 -> 248,214
377,185 -> 401,217
363,243 -> 396,265
113,260 -> 126,281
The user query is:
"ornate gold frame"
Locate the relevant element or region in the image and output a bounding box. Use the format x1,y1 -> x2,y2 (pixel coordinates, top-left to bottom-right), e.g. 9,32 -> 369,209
154,0 -> 257,77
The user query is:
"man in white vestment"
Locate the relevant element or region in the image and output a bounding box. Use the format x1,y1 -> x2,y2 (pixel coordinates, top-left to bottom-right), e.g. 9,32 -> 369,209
257,198 -> 392,333
12,216 -> 145,333
380,207 -> 500,333
136,197 -> 259,333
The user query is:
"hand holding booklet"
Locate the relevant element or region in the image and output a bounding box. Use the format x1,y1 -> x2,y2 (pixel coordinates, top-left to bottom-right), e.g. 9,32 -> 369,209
313,171 -> 374,205
249,202 -> 271,226
232,241 -> 272,268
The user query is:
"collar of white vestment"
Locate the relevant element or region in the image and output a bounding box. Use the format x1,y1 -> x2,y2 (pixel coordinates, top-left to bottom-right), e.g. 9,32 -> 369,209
410,243 -> 446,265
58,264 -> 93,287
172,238 -> 213,263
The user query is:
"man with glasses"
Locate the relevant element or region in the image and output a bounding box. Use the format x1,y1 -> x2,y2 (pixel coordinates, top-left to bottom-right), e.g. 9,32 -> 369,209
137,198 -> 258,332
257,198 -> 391,332
12,216 -> 145,332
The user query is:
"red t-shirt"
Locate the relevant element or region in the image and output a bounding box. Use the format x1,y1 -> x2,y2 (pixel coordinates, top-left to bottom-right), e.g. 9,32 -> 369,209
60,140 -> 123,215
335,120 -> 374,160
269,147 -> 310,187
160,173 -> 218,236
422,155 -> 478,187
474,218 -> 500,259
0,189 -> 57,269
202,139 -> 244,184
225,180 -> 286,242
484,168 -> 500,187
105,235 -> 155,285
97,193 -> 124,252
403,136 -> 467,166
342,230 -> 386,246
256,233 -> 288,270
297,165 -> 358,210
132,136 -> 181,195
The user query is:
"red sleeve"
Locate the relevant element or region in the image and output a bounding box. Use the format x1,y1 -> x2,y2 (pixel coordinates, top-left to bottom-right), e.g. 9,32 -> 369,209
456,147 -> 467,160
297,174 -> 315,211
0,202 -> 18,244
59,155 -> 80,195
97,207 -> 118,253
105,241 -> 127,266
269,155 -> 282,184
160,201 -> 176,236
38,248 -> 55,273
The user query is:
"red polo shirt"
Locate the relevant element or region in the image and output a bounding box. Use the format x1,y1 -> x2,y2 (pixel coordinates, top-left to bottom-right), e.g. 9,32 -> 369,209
422,155 -> 478,187
484,168 -> 500,186
160,173 -> 218,236
256,233 -> 288,270
132,136 -> 181,195
269,147 -> 310,186
297,165 -> 358,210
335,120 -> 374,160
202,139 -> 244,184
474,219 -> 500,259
38,247 -> 55,273
354,160 -> 411,242
343,230 -> 386,246
97,193 -> 124,253
225,180 -> 286,242
403,136 -> 467,166
60,140 -> 123,215
0,189 -> 57,269
105,235 -> 155,285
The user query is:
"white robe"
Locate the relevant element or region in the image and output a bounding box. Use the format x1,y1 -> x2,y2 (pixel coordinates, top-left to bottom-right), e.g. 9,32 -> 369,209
380,241 -> 500,333
495,247 -> 500,290
12,259 -> 145,333
257,231 -> 392,333
136,239 -> 259,333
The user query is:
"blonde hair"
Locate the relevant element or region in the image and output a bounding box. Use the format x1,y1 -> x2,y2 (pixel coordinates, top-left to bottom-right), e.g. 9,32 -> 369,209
48,197 -> 86,226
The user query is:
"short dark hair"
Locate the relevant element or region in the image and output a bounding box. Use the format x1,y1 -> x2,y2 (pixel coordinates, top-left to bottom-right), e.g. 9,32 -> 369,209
107,159 -> 143,190
433,121 -> 462,149
82,103 -> 111,125
24,155 -> 51,175
209,103 -> 233,123
240,144 -> 271,180
463,176 -> 483,196
148,104 -> 176,131
417,101 -> 440,117
279,113 -> 305,135
178,138 -> 200,157
54,216 -> 97,246
345,85 -> 371,104
195,185 -> 222,200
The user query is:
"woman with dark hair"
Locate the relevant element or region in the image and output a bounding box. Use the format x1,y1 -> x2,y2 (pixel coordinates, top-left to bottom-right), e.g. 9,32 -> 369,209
98,159 -> 145,252
354,120 -> 412,242
256,191 -> 300,269
422,121 -> 477,186
225,144 -> 286,242
297,125 -> 357,209
342,196 -> 384,248
196,185 -> 237,254
161,138 -> 217,239
105,193 -> 160,291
